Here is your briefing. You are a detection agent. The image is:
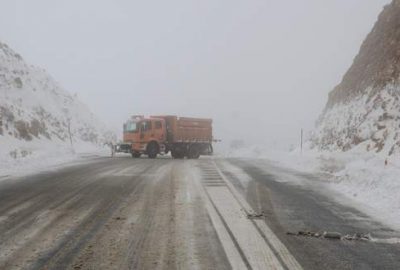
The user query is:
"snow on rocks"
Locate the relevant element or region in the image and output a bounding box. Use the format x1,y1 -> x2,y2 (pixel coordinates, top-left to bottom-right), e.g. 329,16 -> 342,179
0,41 -> 115,176
311,85 -> 400,156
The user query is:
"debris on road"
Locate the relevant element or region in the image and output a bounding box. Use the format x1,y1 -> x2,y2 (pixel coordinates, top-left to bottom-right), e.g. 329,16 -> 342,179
287,230 -> 372,241
323,232 -> 342,240
343,233 -> 371,241
246,212 -> 265,220
298,231 -> 321,237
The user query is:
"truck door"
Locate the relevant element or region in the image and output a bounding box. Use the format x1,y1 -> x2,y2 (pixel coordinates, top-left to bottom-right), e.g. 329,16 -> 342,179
139,120 -> 152,144
153,120 -> 166,142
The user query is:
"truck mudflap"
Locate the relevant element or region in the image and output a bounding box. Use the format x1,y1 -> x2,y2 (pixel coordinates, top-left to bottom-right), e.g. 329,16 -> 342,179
208,144 -> 214,155
200,143 -> 213,155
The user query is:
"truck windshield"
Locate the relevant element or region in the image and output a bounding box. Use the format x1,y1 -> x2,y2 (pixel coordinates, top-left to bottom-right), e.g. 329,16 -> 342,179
124,122 -> 138,133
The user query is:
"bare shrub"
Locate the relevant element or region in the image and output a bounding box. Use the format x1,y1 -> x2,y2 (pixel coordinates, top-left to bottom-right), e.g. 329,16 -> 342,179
15,120 -> 32,141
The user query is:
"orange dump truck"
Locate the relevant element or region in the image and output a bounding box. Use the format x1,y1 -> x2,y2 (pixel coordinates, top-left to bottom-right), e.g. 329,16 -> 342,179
115,115 -> 213,159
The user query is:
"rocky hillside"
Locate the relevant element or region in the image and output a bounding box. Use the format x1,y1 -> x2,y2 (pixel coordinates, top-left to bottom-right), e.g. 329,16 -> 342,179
0,41 -> 114,159
312,0 -> 400,156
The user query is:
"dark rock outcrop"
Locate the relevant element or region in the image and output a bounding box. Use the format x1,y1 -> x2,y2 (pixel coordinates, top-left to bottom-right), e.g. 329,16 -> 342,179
327,0 -> 400,108
313,0 -> 400,155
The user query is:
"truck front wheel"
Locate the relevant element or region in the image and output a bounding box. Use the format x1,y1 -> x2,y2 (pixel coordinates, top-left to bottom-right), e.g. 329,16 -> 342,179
147,142 -> 159,159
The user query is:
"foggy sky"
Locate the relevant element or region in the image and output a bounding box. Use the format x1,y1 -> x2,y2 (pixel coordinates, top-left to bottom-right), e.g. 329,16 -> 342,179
0,0 -> 391,151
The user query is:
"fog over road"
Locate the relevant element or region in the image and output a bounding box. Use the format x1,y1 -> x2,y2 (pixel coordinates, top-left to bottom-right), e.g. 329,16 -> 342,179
0,156 -> 399,270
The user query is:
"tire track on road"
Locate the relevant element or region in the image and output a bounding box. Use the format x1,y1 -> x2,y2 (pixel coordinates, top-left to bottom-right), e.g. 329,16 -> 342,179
29,163 -> 155,270
0,158 -> 156,270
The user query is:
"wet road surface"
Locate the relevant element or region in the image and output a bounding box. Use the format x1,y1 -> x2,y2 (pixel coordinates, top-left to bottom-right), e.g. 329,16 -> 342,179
0,156 -> 399,269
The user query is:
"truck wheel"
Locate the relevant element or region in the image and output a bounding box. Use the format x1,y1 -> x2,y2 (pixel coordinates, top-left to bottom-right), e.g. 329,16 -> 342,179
147,142 -> 159,159
132,152 -> 141,158
188,146 -> 200,159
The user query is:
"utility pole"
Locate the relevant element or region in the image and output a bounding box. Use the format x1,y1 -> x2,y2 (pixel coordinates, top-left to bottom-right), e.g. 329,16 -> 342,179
67,117 -> 74,152
300,128 -> 303,154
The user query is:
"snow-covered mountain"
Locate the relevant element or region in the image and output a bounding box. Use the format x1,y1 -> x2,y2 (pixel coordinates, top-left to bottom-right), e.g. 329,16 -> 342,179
0,41 -> 114,162
312,0 -> 400,156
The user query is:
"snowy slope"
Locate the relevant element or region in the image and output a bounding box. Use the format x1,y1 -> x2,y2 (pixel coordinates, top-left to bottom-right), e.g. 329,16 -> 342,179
224,0 -> 400,231
311,85 -> 400,156
312,0 -> 400,156
302,0 -> 400,228
0,41 -> 114,174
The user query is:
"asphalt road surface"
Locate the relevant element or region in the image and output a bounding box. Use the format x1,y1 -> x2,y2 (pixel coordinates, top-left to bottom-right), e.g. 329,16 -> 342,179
0,156 -> 399,270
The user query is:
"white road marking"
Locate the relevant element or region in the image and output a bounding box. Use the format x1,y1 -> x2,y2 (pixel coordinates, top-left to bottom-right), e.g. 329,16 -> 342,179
194,160 -> 303,270
191,166 -> 248,270
213,161 -> 303,270
207,187 -> 284,270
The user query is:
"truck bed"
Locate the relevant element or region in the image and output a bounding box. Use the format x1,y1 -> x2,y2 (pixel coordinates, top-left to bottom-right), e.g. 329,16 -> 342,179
152,115 -> 212,143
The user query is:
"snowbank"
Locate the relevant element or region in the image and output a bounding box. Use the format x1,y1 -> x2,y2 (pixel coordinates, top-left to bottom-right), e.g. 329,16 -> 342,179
0,136 -> 112,178
225,144 -> 400,230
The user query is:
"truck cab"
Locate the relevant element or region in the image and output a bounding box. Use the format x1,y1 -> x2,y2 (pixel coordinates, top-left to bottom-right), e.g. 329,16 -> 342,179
123,116 -> 167,158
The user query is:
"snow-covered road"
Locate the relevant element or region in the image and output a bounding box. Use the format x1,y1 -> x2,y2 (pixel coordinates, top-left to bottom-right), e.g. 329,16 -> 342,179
0,156 -> 399,270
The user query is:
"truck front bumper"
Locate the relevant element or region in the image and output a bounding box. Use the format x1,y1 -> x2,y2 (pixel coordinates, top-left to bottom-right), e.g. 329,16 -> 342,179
115,143 -> 132,153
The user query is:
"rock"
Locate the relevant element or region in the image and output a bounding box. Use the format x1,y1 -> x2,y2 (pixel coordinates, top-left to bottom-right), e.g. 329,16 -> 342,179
324,232 -> 342,240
